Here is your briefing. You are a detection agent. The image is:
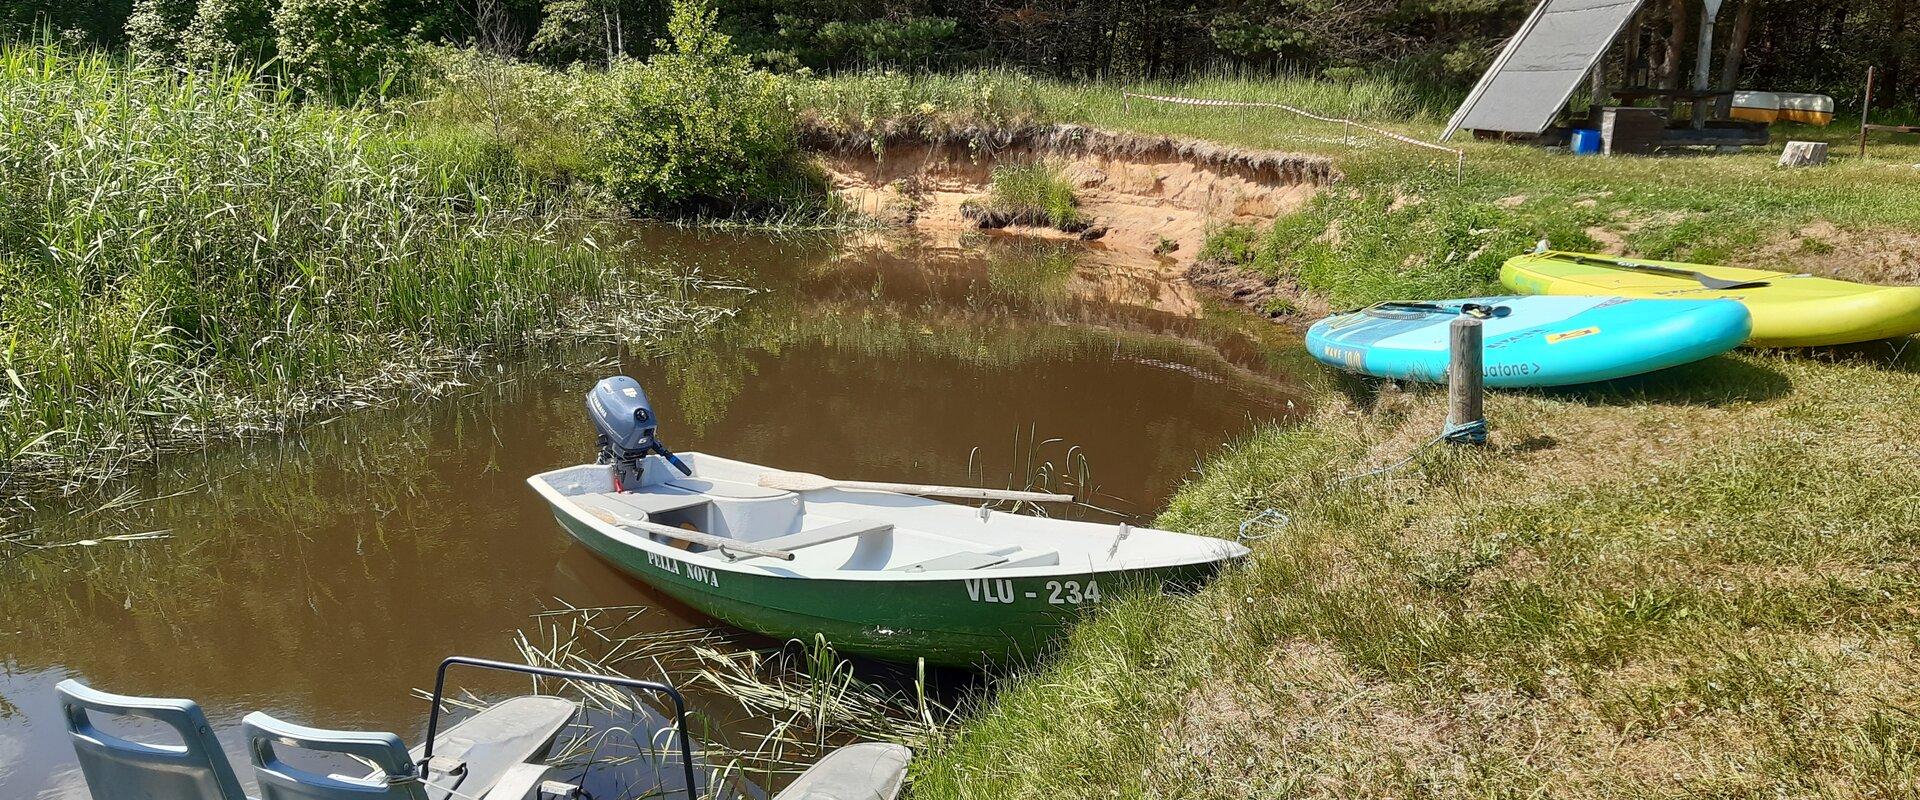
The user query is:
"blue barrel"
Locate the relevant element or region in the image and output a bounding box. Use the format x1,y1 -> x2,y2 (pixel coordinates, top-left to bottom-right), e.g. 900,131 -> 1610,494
1570,128 -> 1602,154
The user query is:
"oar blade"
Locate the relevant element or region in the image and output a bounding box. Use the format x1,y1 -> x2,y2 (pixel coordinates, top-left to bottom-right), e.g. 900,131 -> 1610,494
757,470 -> 837,492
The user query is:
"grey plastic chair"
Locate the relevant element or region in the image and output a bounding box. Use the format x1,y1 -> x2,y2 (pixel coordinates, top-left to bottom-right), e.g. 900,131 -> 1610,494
56,678 -> 251,800
243,712 -> 428,800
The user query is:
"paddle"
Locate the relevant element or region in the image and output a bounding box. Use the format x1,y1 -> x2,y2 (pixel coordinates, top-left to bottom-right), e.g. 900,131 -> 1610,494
584,507 -> 797,561
1560,253 -> 1771,291
1372,301 -> 1512,319
756,470 -> 1074,503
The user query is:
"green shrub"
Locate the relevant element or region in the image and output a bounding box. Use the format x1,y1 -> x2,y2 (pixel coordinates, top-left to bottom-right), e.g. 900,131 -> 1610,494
589,0 -> 806,215
1199,223 -> 1260,265
273,0 -> 420,102
125,0 -> 195,61
183,0 -> 276,67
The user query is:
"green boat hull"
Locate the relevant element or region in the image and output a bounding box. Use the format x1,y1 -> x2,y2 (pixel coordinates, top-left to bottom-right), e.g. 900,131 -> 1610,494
554,511 -> 1229,666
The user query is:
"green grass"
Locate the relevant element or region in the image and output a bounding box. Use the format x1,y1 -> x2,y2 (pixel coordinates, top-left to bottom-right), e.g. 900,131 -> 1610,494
1022,75 -> 1920,306
914,350 -> 1920,798
962,162 -> 1086,231
879,71 -> 1920,799
793,68 -> 1051,142
0,44 -> 648,495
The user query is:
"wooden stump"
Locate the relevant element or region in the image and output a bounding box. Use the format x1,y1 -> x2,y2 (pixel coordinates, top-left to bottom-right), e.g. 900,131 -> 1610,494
1446,317 -> 1486,446
1779,140 -> 1829,167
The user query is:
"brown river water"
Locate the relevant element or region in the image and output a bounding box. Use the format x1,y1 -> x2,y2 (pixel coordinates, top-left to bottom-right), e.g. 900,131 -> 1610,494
0,228 -> 1312,798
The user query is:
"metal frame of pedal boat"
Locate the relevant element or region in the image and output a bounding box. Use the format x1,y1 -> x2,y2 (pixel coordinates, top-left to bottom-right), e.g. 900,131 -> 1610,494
423,656 -> 699,800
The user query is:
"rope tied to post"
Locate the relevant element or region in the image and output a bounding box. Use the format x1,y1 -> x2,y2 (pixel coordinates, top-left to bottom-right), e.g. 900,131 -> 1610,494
1441,417 -> 1488,445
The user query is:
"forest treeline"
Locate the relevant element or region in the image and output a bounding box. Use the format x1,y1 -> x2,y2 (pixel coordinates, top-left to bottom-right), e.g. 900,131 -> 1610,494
3,0 -> 1912,103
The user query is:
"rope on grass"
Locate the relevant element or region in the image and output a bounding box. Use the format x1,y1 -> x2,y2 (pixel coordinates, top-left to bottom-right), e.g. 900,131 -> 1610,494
1334,431 -> 1450,484
1237,508 -> 1291,542
1121,90 -> 1465,177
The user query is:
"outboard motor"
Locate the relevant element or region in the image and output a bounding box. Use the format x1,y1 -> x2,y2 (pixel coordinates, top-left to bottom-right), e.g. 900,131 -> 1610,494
587,376 -> 691,490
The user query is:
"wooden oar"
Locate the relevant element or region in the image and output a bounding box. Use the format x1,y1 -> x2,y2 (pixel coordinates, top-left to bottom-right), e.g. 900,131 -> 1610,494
756,471 -> 1073,503
1563,253 -> 1771,290
584,507 -> 796,561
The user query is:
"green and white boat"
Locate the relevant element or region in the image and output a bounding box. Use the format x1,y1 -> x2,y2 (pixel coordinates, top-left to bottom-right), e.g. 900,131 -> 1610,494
527,377 -> 1249,667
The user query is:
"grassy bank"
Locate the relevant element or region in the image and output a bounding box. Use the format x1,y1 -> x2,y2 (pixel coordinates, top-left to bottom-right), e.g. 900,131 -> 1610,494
878,74 -> 1920,797
0,45 -> 655,499
1039,76 -> 1920,307
917,349 -> 1920,797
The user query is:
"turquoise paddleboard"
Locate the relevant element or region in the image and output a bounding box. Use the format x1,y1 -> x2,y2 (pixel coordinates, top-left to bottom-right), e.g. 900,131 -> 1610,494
1305,296 -> 1751,388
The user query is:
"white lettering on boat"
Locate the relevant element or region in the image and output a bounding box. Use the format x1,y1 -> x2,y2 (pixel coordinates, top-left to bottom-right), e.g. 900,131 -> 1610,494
965,578 -> 1015,604
1046,580 -> 1102,605
647,551 -> 720,588
685,564 -> 720,588
647,551 -> 681,575
966,579 -> 1103,605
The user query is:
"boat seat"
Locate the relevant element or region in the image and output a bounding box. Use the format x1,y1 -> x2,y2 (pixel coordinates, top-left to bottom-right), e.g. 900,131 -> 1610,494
992,549 -> 1060,569
728,519 -> 893,562
575,490 -> 710,519
243,696 -> 576,800
55,679 -> 250,800
666,477 -> 791,499
891,551 -> 1012,573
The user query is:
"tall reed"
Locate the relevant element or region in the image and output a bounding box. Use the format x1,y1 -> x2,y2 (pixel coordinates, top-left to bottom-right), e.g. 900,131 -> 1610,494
0,44 -> 628,492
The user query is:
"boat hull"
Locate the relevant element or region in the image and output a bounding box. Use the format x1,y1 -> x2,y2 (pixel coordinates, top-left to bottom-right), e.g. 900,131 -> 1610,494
552,510 -> 1228,666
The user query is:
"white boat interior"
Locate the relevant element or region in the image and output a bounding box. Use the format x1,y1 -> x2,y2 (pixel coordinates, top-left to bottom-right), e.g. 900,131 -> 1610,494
529,453 -> 1248,578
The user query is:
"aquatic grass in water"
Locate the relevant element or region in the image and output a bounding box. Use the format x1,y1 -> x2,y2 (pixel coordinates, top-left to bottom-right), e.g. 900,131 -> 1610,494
511,605 -> 954,798
0,44 -> 645,493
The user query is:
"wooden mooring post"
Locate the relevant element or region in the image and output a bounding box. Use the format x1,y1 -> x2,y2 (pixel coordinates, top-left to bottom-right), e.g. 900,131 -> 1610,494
1446,317 -> 1487,445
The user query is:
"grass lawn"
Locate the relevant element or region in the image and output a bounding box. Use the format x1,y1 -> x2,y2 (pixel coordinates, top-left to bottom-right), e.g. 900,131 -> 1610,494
1041,77 -> 1920,307
902,75 -> 1920,799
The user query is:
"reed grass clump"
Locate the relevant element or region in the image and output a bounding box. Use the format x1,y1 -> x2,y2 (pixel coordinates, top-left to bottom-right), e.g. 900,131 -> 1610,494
0,44 -> 628,491
962,162 -> 1086,232
511,605 -> 953,797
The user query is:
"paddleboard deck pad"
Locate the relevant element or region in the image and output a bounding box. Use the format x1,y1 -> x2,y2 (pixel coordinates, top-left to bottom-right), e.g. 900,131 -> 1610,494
1305,295 -> 1751,387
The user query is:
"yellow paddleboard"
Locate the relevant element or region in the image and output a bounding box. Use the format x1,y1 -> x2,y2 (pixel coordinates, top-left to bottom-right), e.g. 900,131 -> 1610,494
1501,250 -> 1920,347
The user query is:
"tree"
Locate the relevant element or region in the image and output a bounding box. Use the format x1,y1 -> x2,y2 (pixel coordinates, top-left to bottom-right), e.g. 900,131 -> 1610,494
530,0 -> 664,64
184,0 -> 276,67
273,0 -> 418,100
125,0 -> 196,61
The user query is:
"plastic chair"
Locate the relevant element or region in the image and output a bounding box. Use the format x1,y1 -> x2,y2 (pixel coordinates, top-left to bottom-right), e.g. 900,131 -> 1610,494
243,713 -> 428,800
56,679 -> 251,800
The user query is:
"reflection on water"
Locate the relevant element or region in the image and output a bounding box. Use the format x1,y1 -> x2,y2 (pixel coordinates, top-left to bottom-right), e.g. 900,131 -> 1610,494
0,228 -> 1311,798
